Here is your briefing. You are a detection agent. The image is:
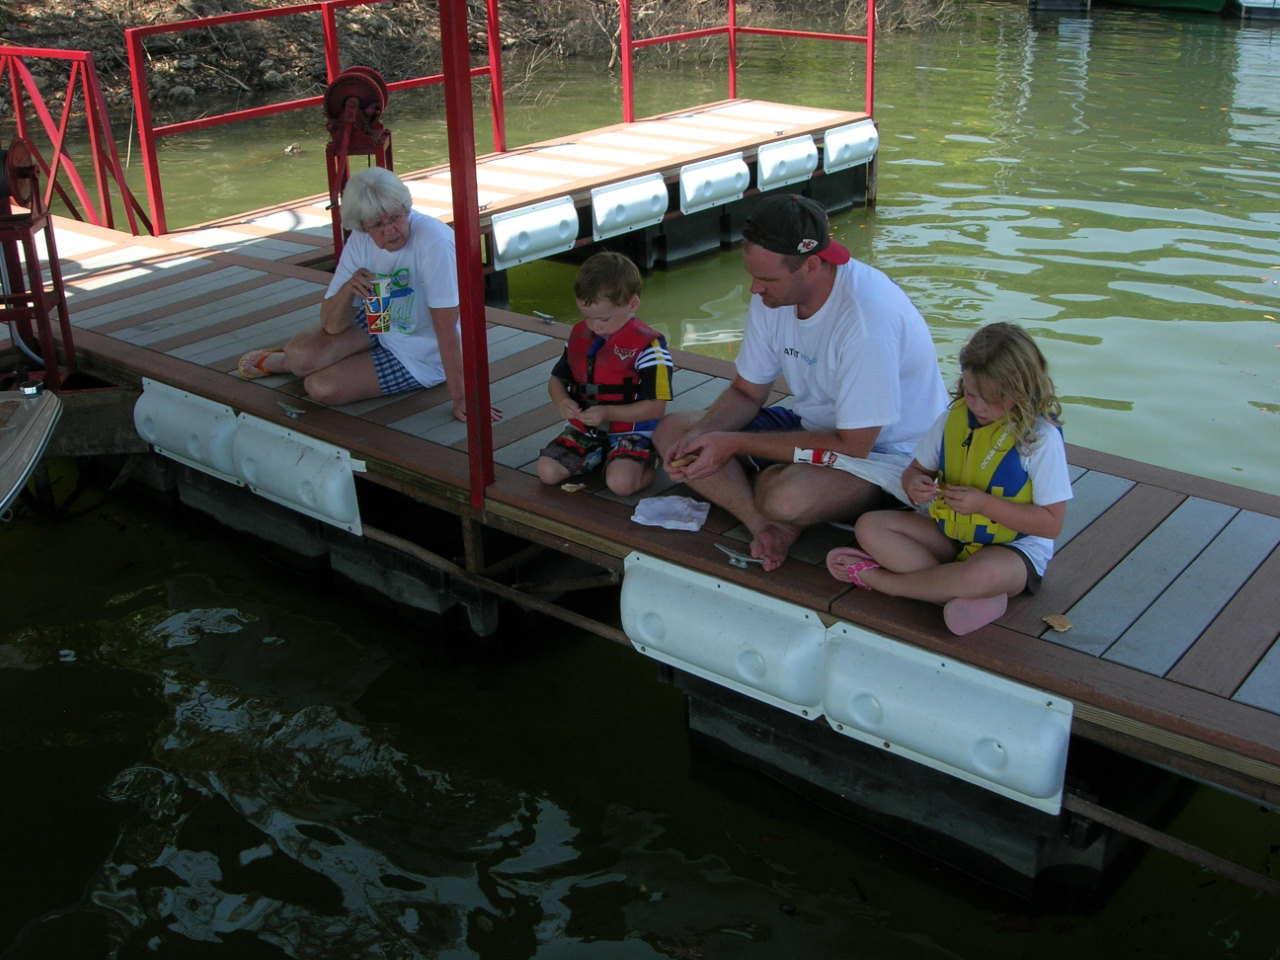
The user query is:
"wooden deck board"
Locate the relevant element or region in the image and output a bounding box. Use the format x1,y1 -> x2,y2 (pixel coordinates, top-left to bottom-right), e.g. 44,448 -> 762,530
119,279 -> 318,347
1103,510 -> 1280,676
1054,497 -> 1237,657
167,227 -> 318,260
1168,545 -> 1280,699
32,98 -> 1280,806
1057,470 -> 1134,547
998,484 -> 1184,637
1235,639 -> 1280,713
63,251 -> 211,294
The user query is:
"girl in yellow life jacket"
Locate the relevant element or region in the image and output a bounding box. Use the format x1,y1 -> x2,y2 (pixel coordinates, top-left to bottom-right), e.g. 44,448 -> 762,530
825,323 -> 1072,636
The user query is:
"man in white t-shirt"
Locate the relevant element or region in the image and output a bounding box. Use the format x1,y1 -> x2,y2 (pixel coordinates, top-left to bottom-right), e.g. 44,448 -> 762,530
655,193 -> 947,571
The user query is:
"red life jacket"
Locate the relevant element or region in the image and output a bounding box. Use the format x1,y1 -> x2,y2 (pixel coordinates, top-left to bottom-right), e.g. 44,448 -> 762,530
562,317 -> 672,433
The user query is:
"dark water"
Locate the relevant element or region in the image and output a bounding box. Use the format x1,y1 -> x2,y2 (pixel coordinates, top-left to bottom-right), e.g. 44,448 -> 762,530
8,2 -> 1280,956
3,482 -> 1279,959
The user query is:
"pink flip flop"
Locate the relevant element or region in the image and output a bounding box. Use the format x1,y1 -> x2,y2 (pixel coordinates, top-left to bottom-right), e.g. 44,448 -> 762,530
825,546 -> 873,581
942,594 -> 1008,636
845,558 -> 881,590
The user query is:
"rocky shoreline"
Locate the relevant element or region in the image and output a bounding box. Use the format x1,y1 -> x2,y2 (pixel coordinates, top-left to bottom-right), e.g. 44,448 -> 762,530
1,0 -> 936,122
0,0 -> 617,116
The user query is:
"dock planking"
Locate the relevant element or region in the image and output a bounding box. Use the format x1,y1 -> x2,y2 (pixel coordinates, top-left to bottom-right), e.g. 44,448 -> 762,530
23,128 -> 1280,813
179,97 -> 874,271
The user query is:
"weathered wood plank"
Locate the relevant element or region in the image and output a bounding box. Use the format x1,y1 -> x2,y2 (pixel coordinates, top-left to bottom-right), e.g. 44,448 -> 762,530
242,209 -> 333,236
121,278 -> 320,347
167,226 -> 318,260
71,266 -> 267,329
1234,638 -> 1280,714
1050,497 -> 1236,657
171,298 -> 321,365
999,483 -> 1184,636
62,246 -> 206,288
1168,545 -> 1280,697
1058,470 -> 1134,548
498,421 -> 565,472
1066,442 -> 1280,520
424,362 -> 561,448
1103,511 -> 1280,675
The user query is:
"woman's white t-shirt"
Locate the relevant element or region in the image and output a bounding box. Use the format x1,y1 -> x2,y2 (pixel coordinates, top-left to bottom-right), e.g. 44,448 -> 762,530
326,210 -> 460,388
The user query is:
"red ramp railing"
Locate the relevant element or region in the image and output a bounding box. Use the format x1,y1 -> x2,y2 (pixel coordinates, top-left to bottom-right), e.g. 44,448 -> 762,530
0,47 -> 149,234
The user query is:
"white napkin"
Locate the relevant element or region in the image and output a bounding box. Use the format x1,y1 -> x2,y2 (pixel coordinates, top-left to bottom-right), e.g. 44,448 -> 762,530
631,496 -> 711,532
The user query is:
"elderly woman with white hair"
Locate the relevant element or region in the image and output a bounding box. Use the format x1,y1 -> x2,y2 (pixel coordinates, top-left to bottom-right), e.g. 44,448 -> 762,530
238,166 -> 500,421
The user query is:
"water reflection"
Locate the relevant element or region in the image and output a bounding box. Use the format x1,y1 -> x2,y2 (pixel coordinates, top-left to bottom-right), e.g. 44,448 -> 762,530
9,8 -> 1280,954
2,546 -> 972,958
5,486 -> 1280,956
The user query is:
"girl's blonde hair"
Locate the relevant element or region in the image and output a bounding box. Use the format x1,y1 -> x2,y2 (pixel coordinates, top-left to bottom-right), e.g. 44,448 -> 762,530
955,322 -> 1062,452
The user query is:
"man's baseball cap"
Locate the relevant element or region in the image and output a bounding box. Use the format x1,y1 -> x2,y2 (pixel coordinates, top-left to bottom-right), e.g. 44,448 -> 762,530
742,193 -> 850,265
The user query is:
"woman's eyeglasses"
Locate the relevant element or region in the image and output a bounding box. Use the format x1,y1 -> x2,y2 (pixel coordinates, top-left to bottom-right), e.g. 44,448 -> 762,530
362,209 -> 408,234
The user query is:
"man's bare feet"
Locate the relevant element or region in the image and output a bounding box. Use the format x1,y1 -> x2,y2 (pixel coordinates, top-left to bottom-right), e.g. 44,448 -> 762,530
749,521 -> 799,572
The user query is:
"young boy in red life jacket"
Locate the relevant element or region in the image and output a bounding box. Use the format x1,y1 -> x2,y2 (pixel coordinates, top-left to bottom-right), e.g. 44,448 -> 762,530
536,252 -> 675,496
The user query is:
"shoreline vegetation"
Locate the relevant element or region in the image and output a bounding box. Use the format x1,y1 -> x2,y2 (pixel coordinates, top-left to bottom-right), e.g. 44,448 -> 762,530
0,0 -> 955,120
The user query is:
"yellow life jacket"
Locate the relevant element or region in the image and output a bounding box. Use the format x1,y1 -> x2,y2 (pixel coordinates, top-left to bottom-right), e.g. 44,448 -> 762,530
928,399 -> 1032,560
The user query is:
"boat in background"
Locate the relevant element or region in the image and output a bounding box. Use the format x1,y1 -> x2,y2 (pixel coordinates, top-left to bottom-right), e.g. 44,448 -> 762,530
1097,0 -> 1229,12
0,384 -> 61,516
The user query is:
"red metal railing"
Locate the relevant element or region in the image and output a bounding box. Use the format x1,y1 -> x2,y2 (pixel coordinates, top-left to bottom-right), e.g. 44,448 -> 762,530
125,0 -> 507,236
439,0 -> 494,504
5,0 -> 874,507
618,0 -> 875,122
0,47 -> 149,233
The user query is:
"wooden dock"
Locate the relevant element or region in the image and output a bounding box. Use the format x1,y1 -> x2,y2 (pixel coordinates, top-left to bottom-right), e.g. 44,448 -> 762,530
189,97 -> 876,278
14,100 -> 1280,864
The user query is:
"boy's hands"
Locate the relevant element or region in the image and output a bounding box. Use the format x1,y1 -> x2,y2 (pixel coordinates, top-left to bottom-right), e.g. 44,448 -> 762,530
558,397 -> 609,428
575,404 -> 610,428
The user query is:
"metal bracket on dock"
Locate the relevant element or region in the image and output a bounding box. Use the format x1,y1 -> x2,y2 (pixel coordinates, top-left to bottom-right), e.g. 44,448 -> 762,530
714,542 -> 765,568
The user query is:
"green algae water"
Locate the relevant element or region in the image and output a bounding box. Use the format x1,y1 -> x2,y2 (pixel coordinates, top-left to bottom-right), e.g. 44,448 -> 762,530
135,4 -> 1280,499
6,4 -> 1280,957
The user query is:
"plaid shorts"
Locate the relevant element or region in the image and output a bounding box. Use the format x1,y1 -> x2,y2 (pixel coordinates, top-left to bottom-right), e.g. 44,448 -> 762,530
358,318 -> 422,396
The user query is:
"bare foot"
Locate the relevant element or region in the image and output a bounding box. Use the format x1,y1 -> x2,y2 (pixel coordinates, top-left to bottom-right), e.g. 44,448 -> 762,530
749,521 -> 799,572
942,594 -> 1008,636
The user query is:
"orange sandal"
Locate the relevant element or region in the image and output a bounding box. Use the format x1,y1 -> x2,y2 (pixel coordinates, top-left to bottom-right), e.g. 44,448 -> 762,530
237,347 -> 284,380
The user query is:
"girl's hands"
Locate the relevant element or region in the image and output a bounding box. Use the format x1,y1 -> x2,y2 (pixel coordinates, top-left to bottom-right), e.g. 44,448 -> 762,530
905,473 -> 939,506
938,483 -> 990,515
